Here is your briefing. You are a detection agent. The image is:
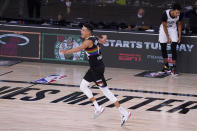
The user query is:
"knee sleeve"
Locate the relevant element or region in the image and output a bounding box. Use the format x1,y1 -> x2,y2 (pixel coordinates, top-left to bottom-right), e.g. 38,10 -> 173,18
160,43 -> 168,58
80,79 -> 93,99
171,42 -> 177,61
99,87 -> 117,103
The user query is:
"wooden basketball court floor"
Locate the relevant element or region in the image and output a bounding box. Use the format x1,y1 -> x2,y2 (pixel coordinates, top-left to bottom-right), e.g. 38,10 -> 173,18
0,62 -> 197,131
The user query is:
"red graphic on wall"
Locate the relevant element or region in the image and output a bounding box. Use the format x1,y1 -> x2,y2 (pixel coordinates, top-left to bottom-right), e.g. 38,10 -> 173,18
119,53 -> 142,62
0,37 -> 20,56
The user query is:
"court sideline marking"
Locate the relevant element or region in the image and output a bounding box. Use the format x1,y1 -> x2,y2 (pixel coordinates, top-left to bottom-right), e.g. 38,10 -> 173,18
0,78 -> 197,98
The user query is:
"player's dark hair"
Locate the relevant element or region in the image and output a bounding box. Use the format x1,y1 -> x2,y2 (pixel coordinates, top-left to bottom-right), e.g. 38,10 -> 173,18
83,23 -> 94,33
172,3 -> 182,11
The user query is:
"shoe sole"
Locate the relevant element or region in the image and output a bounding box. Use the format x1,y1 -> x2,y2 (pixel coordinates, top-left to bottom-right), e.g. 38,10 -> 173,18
121,112 -> 131,127
171,73 -> 178,77
94,108 -> 105,119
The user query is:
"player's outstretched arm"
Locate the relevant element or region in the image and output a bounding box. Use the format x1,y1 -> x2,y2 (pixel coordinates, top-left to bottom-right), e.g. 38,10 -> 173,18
60,40 -> 90,54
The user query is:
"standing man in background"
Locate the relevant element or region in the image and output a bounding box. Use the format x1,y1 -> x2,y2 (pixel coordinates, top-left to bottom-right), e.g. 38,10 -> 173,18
187,1 -> 197,34
133,8 -> 150,31
159,3 -> 183,75
65,0 -> 71,16
127,8 -> 150,31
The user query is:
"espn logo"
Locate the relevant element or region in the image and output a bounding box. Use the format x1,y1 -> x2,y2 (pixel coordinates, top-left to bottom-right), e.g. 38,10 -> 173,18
119,53 -> 141,62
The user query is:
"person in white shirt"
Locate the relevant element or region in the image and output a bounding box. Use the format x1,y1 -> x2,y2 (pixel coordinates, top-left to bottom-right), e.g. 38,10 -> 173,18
159,3 -> 183,75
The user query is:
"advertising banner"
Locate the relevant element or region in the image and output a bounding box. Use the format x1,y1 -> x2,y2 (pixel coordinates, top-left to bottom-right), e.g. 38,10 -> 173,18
0,30 -> 41,59
0,25 -> 196,73
42,33 -> 88,63
97,32 -> 197,73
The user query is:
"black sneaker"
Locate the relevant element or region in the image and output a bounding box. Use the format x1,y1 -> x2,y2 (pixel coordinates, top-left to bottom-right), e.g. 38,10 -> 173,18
162,65 -> 170,73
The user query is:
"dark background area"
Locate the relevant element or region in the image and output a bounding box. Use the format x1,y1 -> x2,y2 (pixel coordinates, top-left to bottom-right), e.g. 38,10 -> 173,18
0,0 -> 196,29
0,0 -> 197,73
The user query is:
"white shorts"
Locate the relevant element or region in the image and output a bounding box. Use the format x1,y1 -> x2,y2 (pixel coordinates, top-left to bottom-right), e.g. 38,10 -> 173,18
159,27 -> 178,43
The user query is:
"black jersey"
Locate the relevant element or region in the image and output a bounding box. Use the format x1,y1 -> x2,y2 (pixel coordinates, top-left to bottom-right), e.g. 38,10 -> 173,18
160,9 -> 183,30
85,36 -> 104,68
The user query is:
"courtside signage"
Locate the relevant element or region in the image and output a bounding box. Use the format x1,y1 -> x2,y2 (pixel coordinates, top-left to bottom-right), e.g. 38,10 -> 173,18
42,33 -> 88,63
0,30 -> 41,59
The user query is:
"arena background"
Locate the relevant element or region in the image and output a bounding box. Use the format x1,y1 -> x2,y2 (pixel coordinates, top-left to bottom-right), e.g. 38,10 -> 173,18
0,0 -> 197,73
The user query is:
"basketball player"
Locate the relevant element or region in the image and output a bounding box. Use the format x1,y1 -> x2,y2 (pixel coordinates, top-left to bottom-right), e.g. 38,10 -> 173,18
60,23 -> 131,126
159,3 -> 183,75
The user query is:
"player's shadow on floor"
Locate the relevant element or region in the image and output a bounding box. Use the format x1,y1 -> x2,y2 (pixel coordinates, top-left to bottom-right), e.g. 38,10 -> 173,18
135,71 -> 171,78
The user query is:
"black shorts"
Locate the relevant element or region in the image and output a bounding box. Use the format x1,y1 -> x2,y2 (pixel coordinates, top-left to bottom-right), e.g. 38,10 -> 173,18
84,65 -> 107,87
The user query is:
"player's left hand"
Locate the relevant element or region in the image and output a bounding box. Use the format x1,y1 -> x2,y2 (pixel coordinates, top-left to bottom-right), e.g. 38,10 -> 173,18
178,38 -> 181,44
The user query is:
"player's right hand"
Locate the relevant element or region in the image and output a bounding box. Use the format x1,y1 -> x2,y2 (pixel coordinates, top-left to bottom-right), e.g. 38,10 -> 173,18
167,37 -> 172,43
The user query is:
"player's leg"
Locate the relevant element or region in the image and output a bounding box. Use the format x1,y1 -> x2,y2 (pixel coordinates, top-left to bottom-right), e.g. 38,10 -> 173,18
160,43 -> 170,72
80,69 -> 102,114
94,67 -> 131,126
171,42 -> 178,75
169,29 -> 178,75
81,69 -> 105,119
97,81 -> 131,126
159,27 -> 170,72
